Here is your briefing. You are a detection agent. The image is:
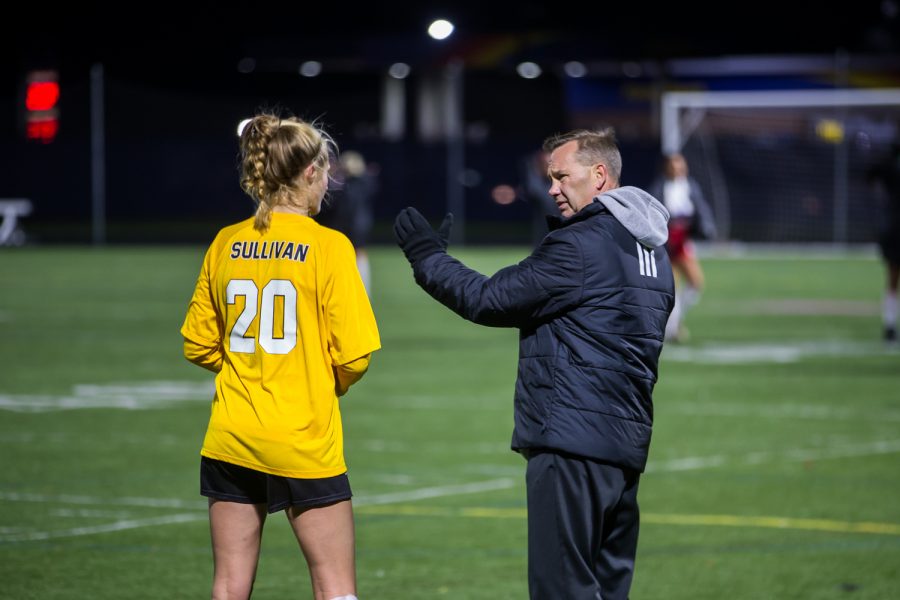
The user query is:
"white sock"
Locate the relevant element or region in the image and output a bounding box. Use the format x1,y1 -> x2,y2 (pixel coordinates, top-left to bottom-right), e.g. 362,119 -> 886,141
885,291 -> 898,328
681,284 -> 701,309
327,596 -> 358,600
356,253 -> 371,296
666,293 -> 683,340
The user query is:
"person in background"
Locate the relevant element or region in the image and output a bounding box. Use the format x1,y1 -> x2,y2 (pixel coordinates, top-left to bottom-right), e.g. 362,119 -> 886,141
318,150 -> 378,295
181,113 -> 380,600
489,149 -> 554,247
394,128 -> 674,599
648,152 -> 717,342
868,139 -> 900,344
519,148 -> 557,247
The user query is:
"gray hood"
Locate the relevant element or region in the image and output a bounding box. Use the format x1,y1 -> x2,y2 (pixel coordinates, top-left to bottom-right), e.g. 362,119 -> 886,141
595,186 -> 670,248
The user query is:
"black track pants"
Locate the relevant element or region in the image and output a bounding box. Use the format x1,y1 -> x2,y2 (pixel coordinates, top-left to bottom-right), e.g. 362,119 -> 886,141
525,451 -> 641,600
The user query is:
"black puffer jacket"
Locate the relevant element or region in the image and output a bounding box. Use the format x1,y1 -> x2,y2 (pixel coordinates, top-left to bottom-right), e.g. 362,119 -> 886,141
412,187 -> 675,472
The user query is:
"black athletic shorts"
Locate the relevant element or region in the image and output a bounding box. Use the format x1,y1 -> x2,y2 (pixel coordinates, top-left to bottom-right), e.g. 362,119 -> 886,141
879,228 -> 900,265
200,457 -> 352,514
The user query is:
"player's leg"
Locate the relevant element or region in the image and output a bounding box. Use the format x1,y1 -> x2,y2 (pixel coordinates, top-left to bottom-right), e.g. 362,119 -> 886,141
678,245 -> 705,302
665,263 -> 686,341
271,473 -> 356,600
201,457 -> 270,600
669,243 -> 705,342
884,260 -> 899,342
209,500 -> 267,600
286,500 -> 357,600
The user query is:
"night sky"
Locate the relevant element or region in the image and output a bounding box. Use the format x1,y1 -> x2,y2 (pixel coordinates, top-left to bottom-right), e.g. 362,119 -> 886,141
2,1 -> 900,242
5,1 -> 899,80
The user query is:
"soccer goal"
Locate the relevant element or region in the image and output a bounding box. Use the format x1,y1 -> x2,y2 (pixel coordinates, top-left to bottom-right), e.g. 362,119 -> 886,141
660,88 -> 900,243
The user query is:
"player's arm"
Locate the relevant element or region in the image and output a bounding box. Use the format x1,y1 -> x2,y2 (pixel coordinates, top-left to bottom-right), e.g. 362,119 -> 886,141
334,354 -> 371,396
323,235 -> 381,394
183,335 -> 224,373
690,179 -> 717,240
180,247 -> 224,373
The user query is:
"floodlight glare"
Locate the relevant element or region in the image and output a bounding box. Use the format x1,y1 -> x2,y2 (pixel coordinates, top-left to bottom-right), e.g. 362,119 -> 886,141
299,61 -> 323,77
564,61 -> 587,78
428,19 -> 455,40
237,57 -> 256,74
389,62 -> 411,79
516,62 -> 542,79
622,62 -> 642,78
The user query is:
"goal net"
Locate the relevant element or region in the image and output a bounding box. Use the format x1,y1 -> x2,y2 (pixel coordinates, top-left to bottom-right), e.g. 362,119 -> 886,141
660,89 -> 900,243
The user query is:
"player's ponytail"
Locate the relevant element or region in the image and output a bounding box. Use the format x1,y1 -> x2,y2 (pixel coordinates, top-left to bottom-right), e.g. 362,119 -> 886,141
239,113 -> 334,232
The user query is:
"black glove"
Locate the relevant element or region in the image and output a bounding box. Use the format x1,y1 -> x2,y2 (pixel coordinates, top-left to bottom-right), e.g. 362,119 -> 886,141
394,207 -> 454,265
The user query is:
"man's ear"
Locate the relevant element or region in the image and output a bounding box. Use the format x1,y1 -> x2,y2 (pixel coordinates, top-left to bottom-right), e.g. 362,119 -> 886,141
593,163 -> 608,190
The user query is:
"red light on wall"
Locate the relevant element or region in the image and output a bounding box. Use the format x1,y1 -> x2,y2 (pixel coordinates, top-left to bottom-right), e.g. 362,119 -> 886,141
26,119 -> 59,144
23,70 -> 60,143
26,81 -> 60,111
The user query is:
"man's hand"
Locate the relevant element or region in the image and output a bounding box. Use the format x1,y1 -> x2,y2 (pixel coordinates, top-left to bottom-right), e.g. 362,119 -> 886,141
394,207 -> 454,265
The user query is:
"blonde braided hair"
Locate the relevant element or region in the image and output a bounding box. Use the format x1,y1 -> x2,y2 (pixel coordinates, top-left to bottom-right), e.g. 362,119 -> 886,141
239,113 -> 333,231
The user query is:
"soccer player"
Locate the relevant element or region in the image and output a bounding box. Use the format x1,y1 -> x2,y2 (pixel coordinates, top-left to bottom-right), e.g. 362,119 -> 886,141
648,152 -> 717,342
181,113 -> 380,600
317,150 -> 378,295
394,128 -> 674,599
868,140 -> 900,344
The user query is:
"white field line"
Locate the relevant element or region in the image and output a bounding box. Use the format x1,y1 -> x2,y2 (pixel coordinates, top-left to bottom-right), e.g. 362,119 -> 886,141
647,439 -> 900,473
3,438 -> 898,542
359,439 -> 510,454
666,402 -> 900,422
0,478 -> 516,543
364,396 -> 508,411
662,340 -> 893,364
0,491 -> 207,510
0,513 -> 205,543
704,299 -> 879,317
0,386 -> 506,413
0,432 -> 184,446
50,508 -> 138,519
0,381 -> 214,412
647,455 -> 728,472
354,478 -> 516,507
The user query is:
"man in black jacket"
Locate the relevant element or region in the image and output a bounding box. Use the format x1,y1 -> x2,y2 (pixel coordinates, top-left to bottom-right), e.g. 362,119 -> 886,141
394,128 -> 675,599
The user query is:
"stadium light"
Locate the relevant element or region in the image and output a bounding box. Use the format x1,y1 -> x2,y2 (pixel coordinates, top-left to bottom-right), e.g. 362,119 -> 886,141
516,62 -> 542,79
237,57 -> 256,74
299,61 -> 322,77
389,62 -> 411,79
564,61 -> 587,78
427,19 -> 454,40
622,62 -> 642,78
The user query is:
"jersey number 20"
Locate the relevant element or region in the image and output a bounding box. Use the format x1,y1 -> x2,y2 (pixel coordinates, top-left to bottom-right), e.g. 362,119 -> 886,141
226,279 -> 297,355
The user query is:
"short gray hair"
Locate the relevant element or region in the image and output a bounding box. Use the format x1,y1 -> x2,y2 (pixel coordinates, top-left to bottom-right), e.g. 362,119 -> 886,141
542,127 -> 621,183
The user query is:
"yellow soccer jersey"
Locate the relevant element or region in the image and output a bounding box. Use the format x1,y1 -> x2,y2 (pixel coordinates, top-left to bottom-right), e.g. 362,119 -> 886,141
181,212 -> 380,478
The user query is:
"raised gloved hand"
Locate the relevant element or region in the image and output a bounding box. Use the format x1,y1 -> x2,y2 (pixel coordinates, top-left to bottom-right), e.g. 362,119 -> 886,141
393,207 -> 454,265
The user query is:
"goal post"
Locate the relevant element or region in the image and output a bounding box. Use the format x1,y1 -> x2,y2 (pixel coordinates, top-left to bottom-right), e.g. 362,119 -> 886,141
659,88 -> 900,243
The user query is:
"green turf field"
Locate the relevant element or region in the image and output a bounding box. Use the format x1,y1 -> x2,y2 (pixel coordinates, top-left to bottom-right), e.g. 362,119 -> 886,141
1,245 -> 898,599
